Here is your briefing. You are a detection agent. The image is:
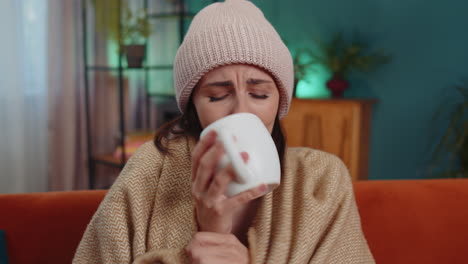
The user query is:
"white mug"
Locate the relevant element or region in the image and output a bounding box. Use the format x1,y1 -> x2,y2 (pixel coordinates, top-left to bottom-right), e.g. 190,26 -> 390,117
200,113 -> 281,197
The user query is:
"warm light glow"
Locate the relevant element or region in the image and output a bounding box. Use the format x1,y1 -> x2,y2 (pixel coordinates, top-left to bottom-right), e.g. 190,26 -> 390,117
295,65 -> 332,98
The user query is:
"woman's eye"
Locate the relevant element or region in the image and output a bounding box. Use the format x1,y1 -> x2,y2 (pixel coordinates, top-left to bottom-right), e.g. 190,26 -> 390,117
209,94 -> 228,102
250,93 -> 269,99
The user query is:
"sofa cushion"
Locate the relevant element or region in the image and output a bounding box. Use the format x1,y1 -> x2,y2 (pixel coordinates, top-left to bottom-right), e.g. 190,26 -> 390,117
354,179 -> 468,264
1,179 -> 468,264
0,190 -> 106,264
0,230 -> 8,264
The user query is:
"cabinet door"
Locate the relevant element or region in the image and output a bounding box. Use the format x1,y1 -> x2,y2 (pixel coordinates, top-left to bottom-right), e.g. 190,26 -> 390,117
282,99 -> 372,180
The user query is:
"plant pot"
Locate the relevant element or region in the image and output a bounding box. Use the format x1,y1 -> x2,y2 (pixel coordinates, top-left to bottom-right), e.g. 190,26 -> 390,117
124,44 -> 146,68
326,74 -> 349,98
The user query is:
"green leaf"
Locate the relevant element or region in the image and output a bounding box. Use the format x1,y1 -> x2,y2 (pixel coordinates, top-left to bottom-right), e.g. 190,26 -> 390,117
429,81 -> 468,178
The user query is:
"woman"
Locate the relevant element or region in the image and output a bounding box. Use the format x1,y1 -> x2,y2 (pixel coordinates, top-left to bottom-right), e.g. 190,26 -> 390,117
74,1 -> 374,263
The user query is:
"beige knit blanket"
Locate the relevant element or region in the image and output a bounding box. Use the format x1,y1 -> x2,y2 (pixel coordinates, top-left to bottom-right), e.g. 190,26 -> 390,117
73,136 -> 374,263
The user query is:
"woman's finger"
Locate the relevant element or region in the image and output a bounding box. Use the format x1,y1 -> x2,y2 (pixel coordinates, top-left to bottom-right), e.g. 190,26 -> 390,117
204,151 -> 250,202
192,142 -> 224,198
204,163 -> 236,202
240,151 -> 249,163
224,183 -> 268,210
186,232 -> 248,264
188,246 -> 243,264
187,244 -> 238,264
189,232 -> 239,247
191,130 -> 217,181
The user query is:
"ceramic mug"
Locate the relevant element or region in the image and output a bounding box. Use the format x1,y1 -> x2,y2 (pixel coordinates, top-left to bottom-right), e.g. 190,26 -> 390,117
200,113 -> 281,197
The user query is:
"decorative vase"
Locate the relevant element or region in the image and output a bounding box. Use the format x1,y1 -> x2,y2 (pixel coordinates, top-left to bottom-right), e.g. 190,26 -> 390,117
326,74 -> 349,98
124,44 -> 146,68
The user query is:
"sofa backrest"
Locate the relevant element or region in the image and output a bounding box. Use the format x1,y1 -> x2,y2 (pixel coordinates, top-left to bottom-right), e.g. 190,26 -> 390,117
0,179 -> 467,263
354,179 -> 468,264
0,190 -> 106,264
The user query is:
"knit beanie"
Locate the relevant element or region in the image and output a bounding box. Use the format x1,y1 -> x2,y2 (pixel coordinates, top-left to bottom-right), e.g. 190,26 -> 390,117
173,0 -> 294,119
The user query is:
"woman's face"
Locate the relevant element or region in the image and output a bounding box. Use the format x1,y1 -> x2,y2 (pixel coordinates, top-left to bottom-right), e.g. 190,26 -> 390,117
192,64 -> 280,133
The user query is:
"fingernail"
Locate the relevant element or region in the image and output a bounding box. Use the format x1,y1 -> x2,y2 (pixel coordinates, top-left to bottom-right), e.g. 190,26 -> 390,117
210,130 -> 217,139
217,143 -> 225,154
241,152 -> 249,163
203,131 -> 216,142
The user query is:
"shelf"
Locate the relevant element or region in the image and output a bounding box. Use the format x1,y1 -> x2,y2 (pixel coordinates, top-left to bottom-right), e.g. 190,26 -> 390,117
86,65 -> 173,71
283,98 -> 376,181
83,0 -> 191,189
148,12 -> 195,19
92,154 -> 127,168
145,65 -> 173,70
292,97 -> 379,104
148,93 -> 175,98
92,131 -> 156,169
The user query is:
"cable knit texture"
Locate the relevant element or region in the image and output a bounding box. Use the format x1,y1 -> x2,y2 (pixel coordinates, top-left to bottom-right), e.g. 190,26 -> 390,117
73,137 -> 374,263
174,0 -> 294,119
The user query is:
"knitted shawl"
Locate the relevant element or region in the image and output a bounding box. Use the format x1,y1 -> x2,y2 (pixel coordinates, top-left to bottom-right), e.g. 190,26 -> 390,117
73,137 -> 374,263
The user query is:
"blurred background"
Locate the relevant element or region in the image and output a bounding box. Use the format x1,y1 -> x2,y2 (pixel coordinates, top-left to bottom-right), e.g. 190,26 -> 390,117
1,0 -> 467,193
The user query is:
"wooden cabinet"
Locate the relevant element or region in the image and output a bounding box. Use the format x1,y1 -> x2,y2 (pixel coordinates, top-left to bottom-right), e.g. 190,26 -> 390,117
282,98 -> 376,181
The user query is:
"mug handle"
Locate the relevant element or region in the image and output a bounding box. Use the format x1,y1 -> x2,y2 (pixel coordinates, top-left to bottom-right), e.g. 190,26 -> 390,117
217,129 -> 250,184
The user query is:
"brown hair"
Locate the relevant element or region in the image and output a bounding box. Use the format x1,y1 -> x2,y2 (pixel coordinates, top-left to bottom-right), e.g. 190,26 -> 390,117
153,98 -> 286,170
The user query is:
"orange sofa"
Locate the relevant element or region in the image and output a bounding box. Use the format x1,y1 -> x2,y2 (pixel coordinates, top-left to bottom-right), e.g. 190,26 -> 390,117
1,179 -> 467,264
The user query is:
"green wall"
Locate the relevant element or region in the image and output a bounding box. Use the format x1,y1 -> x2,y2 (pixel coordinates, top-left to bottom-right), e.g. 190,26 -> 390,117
259,0 -> 468,179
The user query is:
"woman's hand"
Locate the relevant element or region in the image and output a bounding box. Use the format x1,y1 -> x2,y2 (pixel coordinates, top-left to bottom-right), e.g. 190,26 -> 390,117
191,130 -> 267,234
186,232 -> 249,264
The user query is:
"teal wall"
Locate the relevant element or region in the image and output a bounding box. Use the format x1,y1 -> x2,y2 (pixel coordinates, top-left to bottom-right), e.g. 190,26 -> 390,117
258,0 -> 468,179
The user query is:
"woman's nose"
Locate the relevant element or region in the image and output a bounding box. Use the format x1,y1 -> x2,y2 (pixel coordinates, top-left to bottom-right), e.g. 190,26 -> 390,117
231,95 -> 249,114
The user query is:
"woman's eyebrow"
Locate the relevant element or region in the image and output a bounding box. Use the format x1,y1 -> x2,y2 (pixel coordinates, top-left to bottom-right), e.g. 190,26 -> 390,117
201,78 -> 273,89
201,80 -> 233,88
247,78 -> 273,85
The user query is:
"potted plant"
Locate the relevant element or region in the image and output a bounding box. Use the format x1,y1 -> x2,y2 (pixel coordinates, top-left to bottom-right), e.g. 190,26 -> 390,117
309,32 -> 392,97
91,0 -> 151,68
120,8 -> 151,68
430,83 -> 468,178
291,47 -> 316,97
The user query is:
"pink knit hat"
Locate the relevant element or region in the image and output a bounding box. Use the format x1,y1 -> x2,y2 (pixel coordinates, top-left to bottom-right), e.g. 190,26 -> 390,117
173,0 -> 294,119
